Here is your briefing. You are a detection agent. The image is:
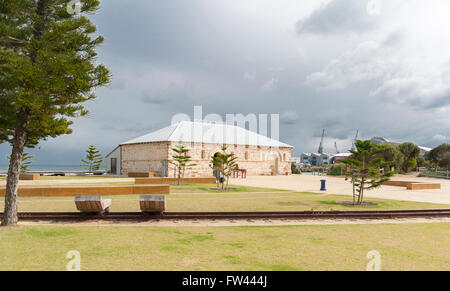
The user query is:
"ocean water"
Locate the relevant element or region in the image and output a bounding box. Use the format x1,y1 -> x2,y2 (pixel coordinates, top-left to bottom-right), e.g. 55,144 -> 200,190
0,165 -> 105,172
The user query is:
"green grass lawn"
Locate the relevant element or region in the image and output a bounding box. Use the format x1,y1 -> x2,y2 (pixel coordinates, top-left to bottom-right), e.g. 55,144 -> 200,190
0,223 -> 449,270
0,184 -> 448,212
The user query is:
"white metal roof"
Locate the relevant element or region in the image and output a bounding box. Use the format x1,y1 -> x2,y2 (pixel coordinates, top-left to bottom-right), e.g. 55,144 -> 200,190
121,121 -> 293,148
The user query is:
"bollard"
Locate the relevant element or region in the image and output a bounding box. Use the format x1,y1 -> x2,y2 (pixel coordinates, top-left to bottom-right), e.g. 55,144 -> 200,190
320,179 -> 327,191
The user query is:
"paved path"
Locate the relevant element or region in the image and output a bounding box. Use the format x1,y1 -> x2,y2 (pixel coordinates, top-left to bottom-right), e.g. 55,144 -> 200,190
230,175 -> 450,205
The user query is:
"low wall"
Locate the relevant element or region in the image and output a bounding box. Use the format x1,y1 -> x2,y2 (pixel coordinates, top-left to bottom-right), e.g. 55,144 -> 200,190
135,177 -> 216,185
128,172 -> 154,178
384,180 -> 441,190
383,181 -> 411,187
0,185 -> 170,197
407,183 -> 441,190
19,174 -> 40,181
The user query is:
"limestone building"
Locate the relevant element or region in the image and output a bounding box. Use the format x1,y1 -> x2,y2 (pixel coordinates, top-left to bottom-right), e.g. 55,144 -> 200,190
106,121 -> 293,177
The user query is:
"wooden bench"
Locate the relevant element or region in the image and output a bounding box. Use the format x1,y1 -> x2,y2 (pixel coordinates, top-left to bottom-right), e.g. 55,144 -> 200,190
75,195 -> 112,213
128,172 -> 154,178
140,195 -> 165,213
135,177 -> 216,185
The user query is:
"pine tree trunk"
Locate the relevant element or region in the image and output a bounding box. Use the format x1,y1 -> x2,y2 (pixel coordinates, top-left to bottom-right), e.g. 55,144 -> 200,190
182,167 -> 185,185
2,113 -> 30,226
358,180 -> 364,205
352,177 -> 356,205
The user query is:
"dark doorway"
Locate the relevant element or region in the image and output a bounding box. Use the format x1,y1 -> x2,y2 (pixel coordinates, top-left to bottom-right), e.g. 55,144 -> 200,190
111,158 -> 117,174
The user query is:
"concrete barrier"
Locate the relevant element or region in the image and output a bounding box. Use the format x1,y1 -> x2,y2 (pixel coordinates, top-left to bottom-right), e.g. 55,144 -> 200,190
0,185 -> 170,197
135,177 -> 216,184
128,172 -> 154,178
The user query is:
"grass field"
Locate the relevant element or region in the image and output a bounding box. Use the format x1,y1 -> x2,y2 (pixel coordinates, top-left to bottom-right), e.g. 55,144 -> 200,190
0,223 -> 449,270
0,184 -> 447,212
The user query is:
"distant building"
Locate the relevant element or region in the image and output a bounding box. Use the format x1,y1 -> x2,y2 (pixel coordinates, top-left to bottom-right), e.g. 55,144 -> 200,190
331,152 -> 352,164
370,136 -> 431,156
106,121 -> 293,177
300,152 -> 332,166
291,156 -> 301,165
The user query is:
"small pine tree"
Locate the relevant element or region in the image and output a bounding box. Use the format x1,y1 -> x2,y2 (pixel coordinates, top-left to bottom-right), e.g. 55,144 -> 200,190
81,146 -> 103,174
170,143 -> 196,185
210,145 -> 238,190
341,140 -> 394,205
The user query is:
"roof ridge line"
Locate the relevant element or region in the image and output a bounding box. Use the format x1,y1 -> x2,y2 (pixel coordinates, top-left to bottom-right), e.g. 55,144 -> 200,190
167,122 -> 181,140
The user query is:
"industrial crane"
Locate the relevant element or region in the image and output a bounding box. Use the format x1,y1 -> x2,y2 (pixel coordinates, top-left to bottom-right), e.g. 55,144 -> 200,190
351,130 -> 359,151
318,129 -> 325,154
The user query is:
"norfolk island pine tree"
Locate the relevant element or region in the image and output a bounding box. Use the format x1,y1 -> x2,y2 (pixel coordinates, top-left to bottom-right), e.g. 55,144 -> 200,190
81,145 -> 103,174
0,0 -> 110,226
170,142 -> 196,185
341,140 -> 394,205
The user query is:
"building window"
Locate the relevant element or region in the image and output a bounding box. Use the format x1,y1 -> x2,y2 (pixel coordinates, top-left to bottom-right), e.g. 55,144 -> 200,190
191,141 -> 195,148
283,153 -> 286,161
245,151 -> 249,160
201,150 -> 205,160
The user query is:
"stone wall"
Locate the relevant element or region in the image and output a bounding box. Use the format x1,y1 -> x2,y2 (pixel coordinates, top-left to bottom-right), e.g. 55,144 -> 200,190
120,141 -> 292,177
121,142 -> 169,176
167,142 -> 292,177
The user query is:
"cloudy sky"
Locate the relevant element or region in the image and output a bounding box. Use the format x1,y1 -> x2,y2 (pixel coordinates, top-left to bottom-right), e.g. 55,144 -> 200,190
1,0 -> 450,166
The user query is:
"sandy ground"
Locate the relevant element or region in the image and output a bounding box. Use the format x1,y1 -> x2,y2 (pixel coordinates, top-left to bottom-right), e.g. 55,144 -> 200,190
18,217 -> 450,227
230,174 -> 450,205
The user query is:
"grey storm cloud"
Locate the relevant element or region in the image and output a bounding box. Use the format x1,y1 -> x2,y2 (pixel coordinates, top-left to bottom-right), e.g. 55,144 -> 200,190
1,0 -> 450,167
296,0 -> 379,35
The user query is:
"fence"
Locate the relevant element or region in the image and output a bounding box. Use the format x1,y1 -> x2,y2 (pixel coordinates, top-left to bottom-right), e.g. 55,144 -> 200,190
418,168 -> 450,179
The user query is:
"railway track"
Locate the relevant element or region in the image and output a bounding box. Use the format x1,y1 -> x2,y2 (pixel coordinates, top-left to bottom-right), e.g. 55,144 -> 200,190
1,209 -> 450,221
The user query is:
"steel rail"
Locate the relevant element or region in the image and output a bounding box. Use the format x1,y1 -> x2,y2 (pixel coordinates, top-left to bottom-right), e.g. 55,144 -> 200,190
1,209 -> 450,221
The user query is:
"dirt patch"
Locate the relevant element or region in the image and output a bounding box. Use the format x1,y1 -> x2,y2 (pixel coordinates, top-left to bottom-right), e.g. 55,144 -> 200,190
339,201 -> 378,206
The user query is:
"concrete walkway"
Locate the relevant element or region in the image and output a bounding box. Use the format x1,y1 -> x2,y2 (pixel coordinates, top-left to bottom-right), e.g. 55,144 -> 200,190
230,174 -> 450,205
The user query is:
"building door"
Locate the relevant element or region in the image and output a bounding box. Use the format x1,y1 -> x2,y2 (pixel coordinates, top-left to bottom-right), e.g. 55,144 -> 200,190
111,158 -> 117,175
274,157 -> 279,174
161,160 -> 167,177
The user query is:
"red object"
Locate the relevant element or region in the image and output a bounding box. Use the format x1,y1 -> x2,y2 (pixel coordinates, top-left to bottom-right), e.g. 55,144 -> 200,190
233,169 -> 247,179
285,172 -> 289,176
